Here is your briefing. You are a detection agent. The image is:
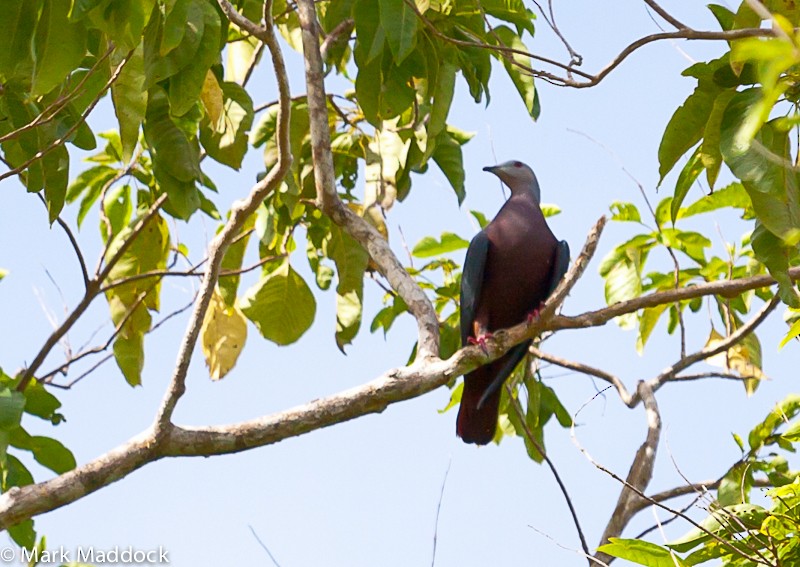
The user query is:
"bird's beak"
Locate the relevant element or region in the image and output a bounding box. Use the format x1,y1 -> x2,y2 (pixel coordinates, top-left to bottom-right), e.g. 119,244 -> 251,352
483,165 -> 499,174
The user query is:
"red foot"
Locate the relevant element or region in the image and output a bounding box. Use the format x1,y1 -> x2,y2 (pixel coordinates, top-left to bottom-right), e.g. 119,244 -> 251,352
468,332 -> 494,355
526,301 -> 547,324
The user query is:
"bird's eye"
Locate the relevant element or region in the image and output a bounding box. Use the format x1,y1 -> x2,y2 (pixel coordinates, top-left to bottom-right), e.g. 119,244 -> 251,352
513,161 -> 523,168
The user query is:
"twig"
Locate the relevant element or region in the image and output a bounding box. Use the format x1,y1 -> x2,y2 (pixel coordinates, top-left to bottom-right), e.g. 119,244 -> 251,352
16,194 -> 167,393
571,398 -> 766,566
643,0 -> 688,30
0,46 -> 115,146
43,199 -> 89,288
430,459 -> 451,567
0,50 -> 133,184
566,127 -> 687,357
529,347 -> 634,406
248,525 -> 282,567
505,382 -> 591,560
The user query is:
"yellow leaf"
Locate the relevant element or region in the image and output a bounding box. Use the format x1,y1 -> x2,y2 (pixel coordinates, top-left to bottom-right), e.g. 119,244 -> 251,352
200,70 -> 224,129
706,328 -> 766,395
201,288 -> 248,380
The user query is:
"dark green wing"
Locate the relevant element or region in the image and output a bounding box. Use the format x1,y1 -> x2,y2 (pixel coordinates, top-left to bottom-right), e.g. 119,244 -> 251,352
546,240 -> 570,296
460,231 -> 490,347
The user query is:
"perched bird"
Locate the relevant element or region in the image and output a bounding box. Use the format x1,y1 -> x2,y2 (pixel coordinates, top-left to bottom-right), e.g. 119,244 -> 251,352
457,160 -> 570,445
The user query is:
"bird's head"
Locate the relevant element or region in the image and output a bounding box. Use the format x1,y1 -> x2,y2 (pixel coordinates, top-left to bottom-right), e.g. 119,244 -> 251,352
483,160 -> 540,202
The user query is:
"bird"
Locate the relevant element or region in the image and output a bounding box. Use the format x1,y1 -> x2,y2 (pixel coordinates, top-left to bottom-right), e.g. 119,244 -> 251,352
456,160 -> 570,445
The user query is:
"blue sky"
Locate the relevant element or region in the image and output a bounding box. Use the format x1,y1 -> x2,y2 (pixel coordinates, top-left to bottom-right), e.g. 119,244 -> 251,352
1,2 -> 799,566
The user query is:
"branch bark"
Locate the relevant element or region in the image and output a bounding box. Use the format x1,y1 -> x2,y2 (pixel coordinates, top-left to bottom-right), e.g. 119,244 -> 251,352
296,0 -> 440,360
594,382 -> 661,565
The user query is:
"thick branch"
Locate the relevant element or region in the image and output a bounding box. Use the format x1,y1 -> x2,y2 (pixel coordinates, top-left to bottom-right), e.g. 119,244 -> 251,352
296,0 -> 440,359
0,215 -> 790,528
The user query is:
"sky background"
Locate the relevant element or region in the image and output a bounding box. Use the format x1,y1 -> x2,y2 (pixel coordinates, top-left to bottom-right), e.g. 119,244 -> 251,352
1,1 -> 799,566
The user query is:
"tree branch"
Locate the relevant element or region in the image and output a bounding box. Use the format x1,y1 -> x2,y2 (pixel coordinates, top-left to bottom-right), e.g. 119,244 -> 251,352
16,194 -> 167,393
153,0 -> 294,433
296,0 -> 440,360
594,382 -> 661,564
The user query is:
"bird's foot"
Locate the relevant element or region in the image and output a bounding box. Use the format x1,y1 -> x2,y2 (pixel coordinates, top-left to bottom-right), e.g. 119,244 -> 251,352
526,301 -> 547,324
468,333 -> 494,355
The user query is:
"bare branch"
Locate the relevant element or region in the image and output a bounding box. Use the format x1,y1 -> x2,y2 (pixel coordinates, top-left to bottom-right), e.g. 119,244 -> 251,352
594,382 -> 661,564
646,295 -> 780,391
643,0 -> 689,30
153,0 -> 294,433
529,347 -> 633,405
40,195 -> 90,288
296,0 -> 440,360
552,270 -> 795,333
16,194 -> 167,393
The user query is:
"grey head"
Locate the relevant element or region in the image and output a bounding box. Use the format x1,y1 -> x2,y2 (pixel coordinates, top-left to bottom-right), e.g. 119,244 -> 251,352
483,160 -> 541,203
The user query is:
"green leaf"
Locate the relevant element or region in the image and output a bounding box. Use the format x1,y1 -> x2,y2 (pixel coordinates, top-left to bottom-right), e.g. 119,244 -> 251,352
104,211 -> 170,385
38,146 -> 71,224
0,0 -> 38,81
700,88 -> 736,189
668,504 -> 768,553
167,1 -> 222,116
748,394 -> 800,452
779,317 -> 800,349
658,82 -> 721,182
482,0 -> 536,36
379,0 -> 417,64
0,388 -> 25,431
540,203 -> 561,218
752,223 -> 800,307
679,182 -> 751,219
2,455 -> 33,490
144,88 -> 201,219
219,216 -> 255,307
31,0 -> 88,96
325,225 -> 370,351
85,0 -> 155,50
429,52 -> 457,138
599,235 -> 653,329
112,43 -> 147,163
599,538 -> 688,567
637,304 -> 668,353
7,519 -> 35,550
718,462 -> 752,506
412,232 -> 470,258
432,128 -> 474,204
113,333 -> 145,386
671,146 -> 704,224
365,128 -> 409,210
12,432 -> 76,474
491,26 -> 538,119
470,210 -> 489,229
20,379 -> 63,424
199,79 -> 254,170
610,201 -> 642,223
240,261 -> 316,346
144,0 -> 204,87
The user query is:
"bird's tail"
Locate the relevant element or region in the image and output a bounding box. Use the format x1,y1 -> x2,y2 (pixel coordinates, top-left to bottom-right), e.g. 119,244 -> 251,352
456,365 -> 502,445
